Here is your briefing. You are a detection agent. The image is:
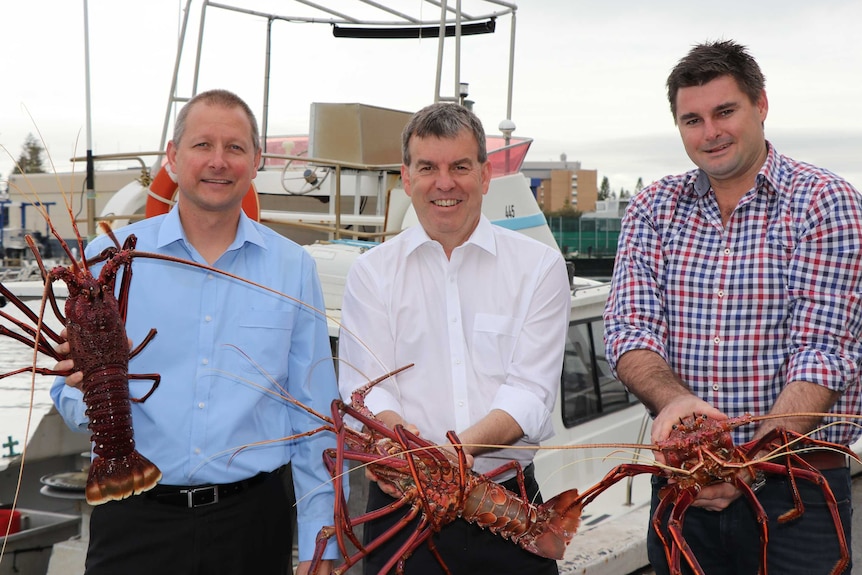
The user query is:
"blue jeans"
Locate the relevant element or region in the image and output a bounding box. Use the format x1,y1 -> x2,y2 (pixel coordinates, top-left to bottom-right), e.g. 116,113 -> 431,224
647,467 -> 852,575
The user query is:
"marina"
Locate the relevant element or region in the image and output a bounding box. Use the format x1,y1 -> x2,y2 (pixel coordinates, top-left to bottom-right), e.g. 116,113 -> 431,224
0,2 -> 656,572
0,1 -> 860,574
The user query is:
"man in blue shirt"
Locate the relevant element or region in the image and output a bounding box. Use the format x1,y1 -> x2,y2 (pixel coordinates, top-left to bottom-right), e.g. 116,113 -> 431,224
51,89 -> 340,575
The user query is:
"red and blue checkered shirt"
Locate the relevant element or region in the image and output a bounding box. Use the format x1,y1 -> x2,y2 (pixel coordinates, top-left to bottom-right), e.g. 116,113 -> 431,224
604,143 -> 862,445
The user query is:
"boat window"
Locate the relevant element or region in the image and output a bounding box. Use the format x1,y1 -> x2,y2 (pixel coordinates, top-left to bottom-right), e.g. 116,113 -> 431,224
560,318 -> 636,428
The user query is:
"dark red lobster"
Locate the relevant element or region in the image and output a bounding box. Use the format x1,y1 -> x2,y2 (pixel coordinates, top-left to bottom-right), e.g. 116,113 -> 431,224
574,413 -> 859,575
0,223 -> 162,505
262,368 -> 583,575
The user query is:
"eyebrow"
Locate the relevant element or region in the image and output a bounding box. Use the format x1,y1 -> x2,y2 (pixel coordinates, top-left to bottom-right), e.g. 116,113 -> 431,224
678,100 -> 739,123
415,157 -> 474,166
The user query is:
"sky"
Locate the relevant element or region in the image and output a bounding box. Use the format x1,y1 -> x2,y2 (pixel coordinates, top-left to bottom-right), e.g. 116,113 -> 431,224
1,0 -> 860,194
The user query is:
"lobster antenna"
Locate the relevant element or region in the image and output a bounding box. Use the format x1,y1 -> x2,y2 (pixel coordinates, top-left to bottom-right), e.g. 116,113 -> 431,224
22,106 -> 89,273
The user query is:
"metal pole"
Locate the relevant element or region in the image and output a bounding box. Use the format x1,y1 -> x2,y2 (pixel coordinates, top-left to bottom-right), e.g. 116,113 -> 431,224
260,17 -> 273,169
454,0 -> 462,103
83,0 -> 96,240
505,8 -> 517,123
433,0 -> 447,102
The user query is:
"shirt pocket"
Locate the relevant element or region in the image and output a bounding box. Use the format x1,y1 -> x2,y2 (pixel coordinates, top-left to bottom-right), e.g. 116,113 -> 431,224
471,313 -> 519,379
236,308 -> 295,380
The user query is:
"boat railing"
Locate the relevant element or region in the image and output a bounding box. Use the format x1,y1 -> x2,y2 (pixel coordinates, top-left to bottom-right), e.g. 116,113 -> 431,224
69,140 -> 538,244
69,151 -> 163,187
70,149 -> 404,242
259,152 -> 403,242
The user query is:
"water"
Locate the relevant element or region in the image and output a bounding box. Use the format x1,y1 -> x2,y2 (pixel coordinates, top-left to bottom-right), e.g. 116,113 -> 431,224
0,298 -> 65,457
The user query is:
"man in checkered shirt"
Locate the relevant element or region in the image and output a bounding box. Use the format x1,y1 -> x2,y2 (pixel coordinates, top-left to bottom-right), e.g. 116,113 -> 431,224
604,40 -> 862,575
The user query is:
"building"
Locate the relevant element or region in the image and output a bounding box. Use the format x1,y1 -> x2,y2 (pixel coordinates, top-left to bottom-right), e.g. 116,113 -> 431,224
521,154 -> 598,213
2,169 -> 142,262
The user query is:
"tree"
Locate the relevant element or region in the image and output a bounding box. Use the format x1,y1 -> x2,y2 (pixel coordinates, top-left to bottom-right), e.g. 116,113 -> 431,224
13,133 -> 46,174
598,176 -> 610,201
634,177 -> 644,195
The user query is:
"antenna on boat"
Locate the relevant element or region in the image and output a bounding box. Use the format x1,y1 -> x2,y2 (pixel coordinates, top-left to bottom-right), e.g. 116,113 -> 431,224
83,0 -> 96,240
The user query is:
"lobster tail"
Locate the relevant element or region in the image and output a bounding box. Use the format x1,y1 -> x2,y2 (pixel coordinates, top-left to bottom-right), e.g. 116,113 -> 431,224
85,450 -> 162,505
519,488 -> 582,560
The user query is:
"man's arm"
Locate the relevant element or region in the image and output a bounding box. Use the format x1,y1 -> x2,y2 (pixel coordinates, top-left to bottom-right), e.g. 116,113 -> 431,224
455,409 -> 523,456
756,380 -> 841,438
616,349 -> 724,443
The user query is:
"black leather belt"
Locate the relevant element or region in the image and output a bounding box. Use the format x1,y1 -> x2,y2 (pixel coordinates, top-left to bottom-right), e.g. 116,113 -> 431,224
145,468 -> 279,508
797,451 -> 849,470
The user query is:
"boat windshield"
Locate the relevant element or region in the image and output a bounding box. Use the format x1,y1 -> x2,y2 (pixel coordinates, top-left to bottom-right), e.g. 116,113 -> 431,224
487,136 -> 531,177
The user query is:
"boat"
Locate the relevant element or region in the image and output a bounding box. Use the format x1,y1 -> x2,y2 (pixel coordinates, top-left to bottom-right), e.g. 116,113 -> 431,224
1,2 -> 660,574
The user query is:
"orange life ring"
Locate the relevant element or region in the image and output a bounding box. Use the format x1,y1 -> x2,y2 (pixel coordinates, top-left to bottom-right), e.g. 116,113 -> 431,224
145,164 -> 261,221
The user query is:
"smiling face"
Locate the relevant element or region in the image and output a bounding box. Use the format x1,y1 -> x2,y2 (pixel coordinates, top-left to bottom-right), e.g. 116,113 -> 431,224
401,129 -> 491,257
167,101 -> 261,216
674,74 -> 768,194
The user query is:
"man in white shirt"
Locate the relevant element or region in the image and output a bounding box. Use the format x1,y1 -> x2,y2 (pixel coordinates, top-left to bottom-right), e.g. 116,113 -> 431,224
338,102 -> 571,575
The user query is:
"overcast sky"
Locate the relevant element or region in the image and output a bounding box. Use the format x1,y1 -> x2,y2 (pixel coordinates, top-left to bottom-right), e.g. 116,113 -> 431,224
1,0 -> 860,192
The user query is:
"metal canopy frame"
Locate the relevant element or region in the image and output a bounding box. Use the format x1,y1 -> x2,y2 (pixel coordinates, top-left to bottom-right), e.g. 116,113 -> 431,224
158,0 -> 518,156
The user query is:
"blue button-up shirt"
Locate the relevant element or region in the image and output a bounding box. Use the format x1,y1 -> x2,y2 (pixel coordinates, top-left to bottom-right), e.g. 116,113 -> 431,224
50,206 -> 340,559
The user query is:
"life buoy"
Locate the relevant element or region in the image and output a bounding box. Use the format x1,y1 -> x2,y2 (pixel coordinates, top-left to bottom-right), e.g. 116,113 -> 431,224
145,164 -> 261,221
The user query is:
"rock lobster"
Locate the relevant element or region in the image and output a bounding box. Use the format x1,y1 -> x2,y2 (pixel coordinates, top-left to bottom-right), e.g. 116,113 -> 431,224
248,365 -> 583,575
574,413 -> 860,575
0,224 -> 163,505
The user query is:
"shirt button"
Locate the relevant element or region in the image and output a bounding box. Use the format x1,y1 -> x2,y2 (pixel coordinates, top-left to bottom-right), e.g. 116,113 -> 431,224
724,248 -> 731,255
458,401 -> 464,407
194,448 -> 201,455
205,315 -> 212,322
454,359 -> 462,365
712,384 -> 719,391
202,358 -> 209,365
717,290 -> 724,298
198,402 -> 205,409
713,337 -> 721,344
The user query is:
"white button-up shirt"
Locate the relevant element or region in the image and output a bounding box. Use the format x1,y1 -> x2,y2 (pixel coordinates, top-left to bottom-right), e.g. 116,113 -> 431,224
338,215 -> 571,476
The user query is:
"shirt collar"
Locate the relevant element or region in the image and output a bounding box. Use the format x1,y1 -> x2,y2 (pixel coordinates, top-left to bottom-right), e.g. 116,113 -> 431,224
689,140 -> 779,198
402,214 -> 496,257
155,204 -> 267,252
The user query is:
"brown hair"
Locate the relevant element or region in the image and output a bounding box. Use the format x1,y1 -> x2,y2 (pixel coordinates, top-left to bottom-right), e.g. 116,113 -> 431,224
666,40 -> 766,122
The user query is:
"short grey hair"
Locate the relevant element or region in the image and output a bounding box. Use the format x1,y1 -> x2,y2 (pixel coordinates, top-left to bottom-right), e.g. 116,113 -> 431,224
401,103 -> 487,166
173,89 -> 260,153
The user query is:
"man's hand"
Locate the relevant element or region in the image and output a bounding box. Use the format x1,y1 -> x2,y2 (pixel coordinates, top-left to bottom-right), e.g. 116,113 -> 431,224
52,328 -> 132,391
364,411 -> 416,497
651,395 -> 726,465
52,331 -> 84,391
690,481 -> 742,511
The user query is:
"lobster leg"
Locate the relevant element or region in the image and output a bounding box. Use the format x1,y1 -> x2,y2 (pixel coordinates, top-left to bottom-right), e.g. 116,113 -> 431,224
753,460 -> 849,575
663,488 -> 704,575
744,429 -> 854,575
577,462 -> 664,507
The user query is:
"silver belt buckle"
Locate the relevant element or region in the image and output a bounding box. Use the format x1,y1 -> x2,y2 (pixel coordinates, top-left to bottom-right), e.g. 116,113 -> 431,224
184,485 -> 219,508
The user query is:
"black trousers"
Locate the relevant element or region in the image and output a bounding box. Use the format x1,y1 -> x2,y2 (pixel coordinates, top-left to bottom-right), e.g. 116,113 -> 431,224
85,468 -> 294,575
362,464 -> 560,575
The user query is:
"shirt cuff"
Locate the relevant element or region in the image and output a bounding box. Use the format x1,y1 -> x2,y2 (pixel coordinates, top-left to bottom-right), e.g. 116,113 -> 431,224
490,385 -> 552,443
297,520 -> 339,562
